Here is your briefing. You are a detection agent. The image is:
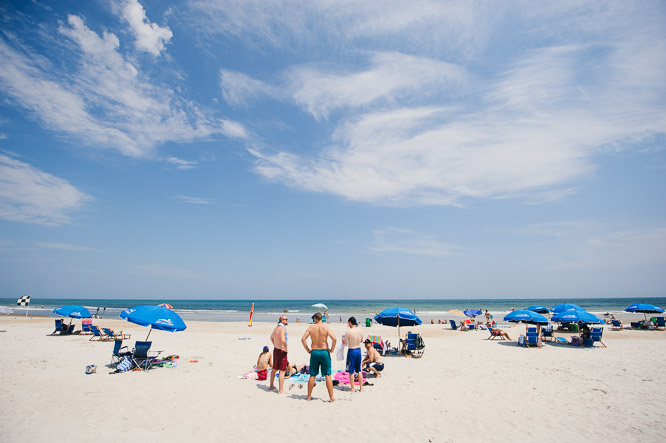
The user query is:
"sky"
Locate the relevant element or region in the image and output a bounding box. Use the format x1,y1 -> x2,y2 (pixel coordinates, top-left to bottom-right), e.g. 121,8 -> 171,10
0,0 -> 665,300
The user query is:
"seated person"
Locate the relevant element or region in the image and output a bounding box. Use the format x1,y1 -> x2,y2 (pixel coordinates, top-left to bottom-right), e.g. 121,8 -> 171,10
489,326 -> 511,340
459,322 -> 469,331
362,339 -> 384,377
256,345 -> 272,380
580,324 -> 591,339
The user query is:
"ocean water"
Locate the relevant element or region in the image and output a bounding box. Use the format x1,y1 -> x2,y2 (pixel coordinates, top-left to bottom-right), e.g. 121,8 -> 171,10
1,297 -> 665,323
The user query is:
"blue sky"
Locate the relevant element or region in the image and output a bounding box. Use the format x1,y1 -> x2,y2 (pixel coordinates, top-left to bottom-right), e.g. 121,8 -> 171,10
1,0 -> 665,300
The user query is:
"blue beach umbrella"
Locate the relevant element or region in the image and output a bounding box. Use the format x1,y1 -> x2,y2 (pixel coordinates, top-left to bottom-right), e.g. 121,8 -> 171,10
504,310 -> 549,325
463,309 -> 482,318
120,305 -> 187,340
527,305 -> 550,314
374,307 -> 421,337
550,303 -> 586,314
624,303 -> 665,320
551,309 -> 604,324
53,305 -> 92,319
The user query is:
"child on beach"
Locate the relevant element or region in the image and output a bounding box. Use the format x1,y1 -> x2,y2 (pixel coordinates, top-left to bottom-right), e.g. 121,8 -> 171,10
256,346 -> 272,381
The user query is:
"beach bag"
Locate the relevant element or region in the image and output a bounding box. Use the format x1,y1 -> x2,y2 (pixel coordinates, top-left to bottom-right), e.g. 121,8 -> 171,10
117,356 -> 132,372
257,369 -> 267,380
517,335 -> 526,347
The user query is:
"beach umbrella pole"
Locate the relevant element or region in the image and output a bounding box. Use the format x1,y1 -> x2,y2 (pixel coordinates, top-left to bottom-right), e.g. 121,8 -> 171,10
145,327 -> 153,341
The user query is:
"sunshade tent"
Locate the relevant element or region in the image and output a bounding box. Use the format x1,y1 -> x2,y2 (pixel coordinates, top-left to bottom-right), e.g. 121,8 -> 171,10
374,307 -> 422,337
120,305 -> 187,340
624,303 -> 665,321
550,303 -> 586,314
551,309 -> 604,324
527,305 -> 550,314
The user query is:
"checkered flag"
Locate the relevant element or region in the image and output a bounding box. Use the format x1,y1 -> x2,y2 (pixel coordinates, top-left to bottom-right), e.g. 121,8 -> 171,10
17,295 -> 30,306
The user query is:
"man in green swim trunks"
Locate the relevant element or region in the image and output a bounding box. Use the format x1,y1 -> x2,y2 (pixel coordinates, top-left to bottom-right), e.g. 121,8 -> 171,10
301,312 -> 337,402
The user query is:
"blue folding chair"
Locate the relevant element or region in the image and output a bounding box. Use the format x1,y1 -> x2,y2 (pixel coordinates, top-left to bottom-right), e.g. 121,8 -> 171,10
131,341 -> 162,370
111,339 -> 131,364
655,317 -> 665,330
590,327 -> 606,347
526,327 -> 541,348
51,319 -> 63,335
450,320 -> 458,330
404,333 -> 425,357
541,325 -> 554,342
610,319 -> 623,330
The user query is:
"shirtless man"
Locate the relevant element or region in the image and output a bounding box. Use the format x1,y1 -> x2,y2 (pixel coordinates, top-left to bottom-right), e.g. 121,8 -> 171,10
342,316 -> 364,392
256,346 -> 272,381
301,312 -> 337,402
362,339 -> 385,377
269,315 -> 288,394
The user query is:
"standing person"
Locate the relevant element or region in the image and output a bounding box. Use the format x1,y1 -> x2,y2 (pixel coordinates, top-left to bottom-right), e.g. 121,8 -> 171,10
485,310 -> 490,323
256,346 -> 272,381
301,312 -> 337,402
269,315 -> 288,394
342,316 -> 364,392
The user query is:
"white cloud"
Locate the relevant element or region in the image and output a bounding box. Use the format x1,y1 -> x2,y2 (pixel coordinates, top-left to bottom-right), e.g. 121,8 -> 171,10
167,156 -> 198,170
0,15 -> 247,158
36,242 -> 96,251
172,195 -> 215,205
369,227 -> 463,257
0,153 -> 91,225
220,69 -> 277,107
119,0 -> 173,56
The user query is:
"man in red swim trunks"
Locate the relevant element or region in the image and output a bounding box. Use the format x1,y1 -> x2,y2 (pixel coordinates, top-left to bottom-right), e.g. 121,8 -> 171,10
269,315 -> 288,394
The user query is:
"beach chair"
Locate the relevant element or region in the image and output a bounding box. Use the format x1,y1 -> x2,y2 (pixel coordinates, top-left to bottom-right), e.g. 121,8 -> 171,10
554,337 -> 568,344
655,317 -> 665,330
366,335 -> 385,355
487,328 -> 505,340
450,320 -> 458,330
51,319 -> 63,335
62,324 -> 75,335
610,319 -> 623,330
630,321 -> 642,330
102,328 -> 131,340
131,341 -> 162,371
404,333 -> 425,357
590,328 -> 606,347
526,327 -> 541,348
541,325 -> 554,342
468,323 -> 476,330
89,325 -> 109,341
111,339 -> 131,364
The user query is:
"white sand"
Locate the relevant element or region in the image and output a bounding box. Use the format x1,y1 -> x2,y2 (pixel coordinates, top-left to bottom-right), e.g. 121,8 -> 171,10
1,316 -> 665,442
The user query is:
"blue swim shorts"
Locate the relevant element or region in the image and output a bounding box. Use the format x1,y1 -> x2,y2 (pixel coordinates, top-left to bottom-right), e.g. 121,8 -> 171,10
346,347 -> 362,374
309,349 -> 331,376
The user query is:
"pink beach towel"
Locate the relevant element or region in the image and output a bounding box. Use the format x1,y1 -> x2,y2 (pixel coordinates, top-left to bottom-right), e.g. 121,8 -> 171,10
334,371 -> 364,385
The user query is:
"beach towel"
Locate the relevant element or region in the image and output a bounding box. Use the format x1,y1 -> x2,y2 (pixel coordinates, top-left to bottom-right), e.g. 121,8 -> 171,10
334,371 -> 364,386
336,341 -> 345,361
117,356 -> 132,372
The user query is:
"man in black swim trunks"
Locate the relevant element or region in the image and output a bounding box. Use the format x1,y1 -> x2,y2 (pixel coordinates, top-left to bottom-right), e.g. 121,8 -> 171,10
362,339 -> 384,378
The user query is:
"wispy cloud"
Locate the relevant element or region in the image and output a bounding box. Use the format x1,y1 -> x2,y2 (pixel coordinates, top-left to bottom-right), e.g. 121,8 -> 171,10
36,241 -> 96,251
220,69 -> 278,107
167,156 -> 198,170
0,153 -> 91,225
117,0 -> 173,56
172,195 -> 215,205
369,227 -> 463,257
0,14 -> 247,158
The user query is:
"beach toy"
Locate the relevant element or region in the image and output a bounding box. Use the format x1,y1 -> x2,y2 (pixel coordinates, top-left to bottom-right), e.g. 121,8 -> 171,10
188,360 -> 198,363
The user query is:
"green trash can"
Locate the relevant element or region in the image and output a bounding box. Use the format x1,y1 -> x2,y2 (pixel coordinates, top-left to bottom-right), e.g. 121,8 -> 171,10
568,323 -> 579,332
365,318 -> 372,327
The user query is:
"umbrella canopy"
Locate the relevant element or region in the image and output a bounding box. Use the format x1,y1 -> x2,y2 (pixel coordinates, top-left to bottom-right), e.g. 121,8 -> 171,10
158,303 -> 174,309
504,309 -> 549,325
624,303 -> 665,320
463,309 -> 482,318
374,307 -> 422,327
448,309 -> 465,317
550,303 -> 586,313
551,309 -> 604,324
0,306 -> 14,314
53,305 -> 92,319
527,305 -> 550,314
311,303 -> 328,310
121,305 -> 187,340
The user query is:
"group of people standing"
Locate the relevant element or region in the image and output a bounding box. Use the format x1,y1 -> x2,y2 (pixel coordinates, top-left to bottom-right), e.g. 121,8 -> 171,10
264,312 -> 384,402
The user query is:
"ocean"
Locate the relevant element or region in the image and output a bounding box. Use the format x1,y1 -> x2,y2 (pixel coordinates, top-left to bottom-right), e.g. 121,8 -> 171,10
2,297 -> 664,323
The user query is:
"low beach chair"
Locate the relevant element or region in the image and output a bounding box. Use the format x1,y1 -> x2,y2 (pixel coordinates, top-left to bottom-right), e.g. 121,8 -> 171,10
554,337 -> 568,344
630,321 -> 642,330
541,325 -> 554,342
111,339 -> 131,364
450,320 -> 458,330
590,327 -> 606,347
131,341 -> 162,371
89,325 -> 110,341
62,324 -> 75,335
487,328 -> 505,340
610,319 -> 623,330
102,328 -> 131,340
655,317 -> 665,330
404,333 -> 425,357
526,327 -> 541,348
51,319 -> 63,335
366,335 -> 385,355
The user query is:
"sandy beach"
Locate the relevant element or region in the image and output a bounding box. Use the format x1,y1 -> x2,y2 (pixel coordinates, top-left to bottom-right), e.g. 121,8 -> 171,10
1,316 -> 665,442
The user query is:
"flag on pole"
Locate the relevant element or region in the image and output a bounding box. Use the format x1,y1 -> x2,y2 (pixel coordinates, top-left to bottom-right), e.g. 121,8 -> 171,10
248,302 -> 254,327
17,295 -> 30,306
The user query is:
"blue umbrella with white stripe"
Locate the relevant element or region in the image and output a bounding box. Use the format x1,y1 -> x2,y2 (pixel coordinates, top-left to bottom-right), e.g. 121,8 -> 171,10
551,309 -> 604,324
624,303 -> 665,321
120,305 -> 187,340
550,303 -> 586,314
